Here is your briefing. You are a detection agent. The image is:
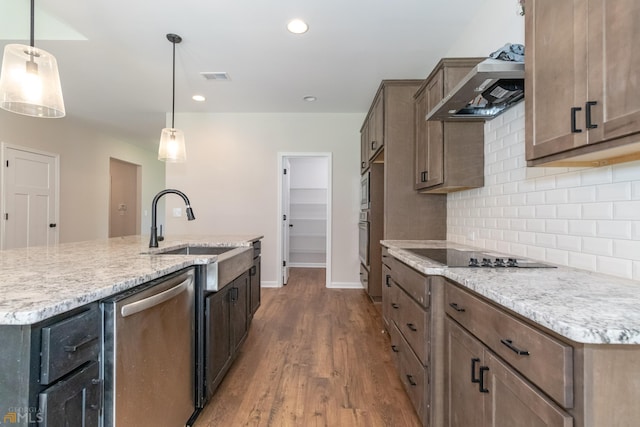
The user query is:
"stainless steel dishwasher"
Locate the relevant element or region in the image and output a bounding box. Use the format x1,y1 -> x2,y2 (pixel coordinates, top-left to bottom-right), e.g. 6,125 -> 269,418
102,268 -> 196,427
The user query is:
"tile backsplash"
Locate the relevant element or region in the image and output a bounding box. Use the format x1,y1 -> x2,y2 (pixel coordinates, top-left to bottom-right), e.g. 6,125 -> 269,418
447,103 -> 640,281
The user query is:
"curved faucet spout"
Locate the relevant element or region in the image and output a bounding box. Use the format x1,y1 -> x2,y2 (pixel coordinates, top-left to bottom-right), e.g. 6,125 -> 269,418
149,189 -> 196,248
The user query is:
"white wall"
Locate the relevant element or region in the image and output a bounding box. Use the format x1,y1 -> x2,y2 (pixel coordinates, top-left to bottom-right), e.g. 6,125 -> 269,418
164,112 -> 363,287
0,111 -> 165,243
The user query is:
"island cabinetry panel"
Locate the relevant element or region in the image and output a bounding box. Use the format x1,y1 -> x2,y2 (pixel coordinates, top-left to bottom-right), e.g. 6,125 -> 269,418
249,240 -> 262,318
526,0 -> 640,166
415,58 -> 485,193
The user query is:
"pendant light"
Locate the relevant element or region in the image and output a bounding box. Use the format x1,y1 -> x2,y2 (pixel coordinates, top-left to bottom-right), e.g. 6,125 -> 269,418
158,33 -> 187,162
0,0 -> 65,118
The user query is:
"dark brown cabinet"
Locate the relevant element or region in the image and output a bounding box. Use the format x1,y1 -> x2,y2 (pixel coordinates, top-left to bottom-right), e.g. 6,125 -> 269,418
415,58 -> 485,193
249,240 -> 261,318
205,271 -> 250,399
526,0 -> 640,166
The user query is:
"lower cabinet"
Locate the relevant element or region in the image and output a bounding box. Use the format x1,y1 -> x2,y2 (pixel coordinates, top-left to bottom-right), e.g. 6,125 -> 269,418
205,270 -> 250,399
249,241 -> 262,318
446,319 -> 572,427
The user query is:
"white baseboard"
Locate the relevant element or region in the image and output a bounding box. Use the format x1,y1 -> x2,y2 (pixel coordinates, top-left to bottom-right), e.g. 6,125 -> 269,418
260,281 -> 280,288
289,262 -> 326,268
328,281 -> 364,289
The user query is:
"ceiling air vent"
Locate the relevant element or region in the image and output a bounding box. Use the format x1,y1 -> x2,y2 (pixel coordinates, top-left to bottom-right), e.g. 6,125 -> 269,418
200,72 -> 230,81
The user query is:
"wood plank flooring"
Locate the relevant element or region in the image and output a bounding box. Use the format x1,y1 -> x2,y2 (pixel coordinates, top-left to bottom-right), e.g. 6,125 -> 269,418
194,268 -> 422,427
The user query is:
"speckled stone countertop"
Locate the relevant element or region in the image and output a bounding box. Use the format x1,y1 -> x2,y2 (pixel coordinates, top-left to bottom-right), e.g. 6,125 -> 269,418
0,234 -> 262,325
382,240 -> 640,345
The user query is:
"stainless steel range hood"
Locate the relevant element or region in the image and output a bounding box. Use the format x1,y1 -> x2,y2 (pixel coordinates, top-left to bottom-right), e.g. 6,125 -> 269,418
426,59 -> 524,121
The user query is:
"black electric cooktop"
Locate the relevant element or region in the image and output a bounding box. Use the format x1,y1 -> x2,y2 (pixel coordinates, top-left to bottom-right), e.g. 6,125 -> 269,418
405,248 -> 556,268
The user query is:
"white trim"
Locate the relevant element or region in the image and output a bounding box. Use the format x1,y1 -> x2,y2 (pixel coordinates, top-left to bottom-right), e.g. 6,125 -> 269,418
0,142 -> 60,250
277,152 -> 333,288
328,282 -> 363,289
289,262 -> 326,268
260,281 -> 280,288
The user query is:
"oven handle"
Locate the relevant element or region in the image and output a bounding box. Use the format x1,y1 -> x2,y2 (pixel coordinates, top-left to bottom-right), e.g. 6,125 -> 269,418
121,276 -> 192,317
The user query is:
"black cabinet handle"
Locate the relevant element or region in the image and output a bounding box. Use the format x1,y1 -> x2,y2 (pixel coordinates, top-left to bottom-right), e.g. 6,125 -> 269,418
391,345 -> 399,353
471,357 -> 481,383
586,101 -> 598,129
420,171 -> 428,183
385,275 -> 391,287
571,107 -> 583,133
406,374 -> 417,386
49,223 -> 57,228
90,378 -> 103,410
500,339 -> 530,356
406,323 -> 417,332
371,141 -> 377,150
361,161 -> 366,169
250,265 -> 257,276
64,335 -> 98,353
449,302 -> 466,312
391,303 -> 399,309
479,366 -> 490,393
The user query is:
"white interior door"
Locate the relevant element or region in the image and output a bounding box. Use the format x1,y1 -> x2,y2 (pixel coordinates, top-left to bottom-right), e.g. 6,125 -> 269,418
282,158 -> 291,285
2,145 -> 59,249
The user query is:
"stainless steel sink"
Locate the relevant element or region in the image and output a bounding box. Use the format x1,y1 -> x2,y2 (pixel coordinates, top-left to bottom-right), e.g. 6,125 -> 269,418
152,245 -> 253,292
156,246 -> 236,255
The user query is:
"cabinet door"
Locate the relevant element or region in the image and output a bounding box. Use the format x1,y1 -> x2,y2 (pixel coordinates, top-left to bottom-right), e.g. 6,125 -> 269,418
206,290 -> 231,394
425,70 -> 444,187
360,126 -> 370,173
231,272 -> 249,351
446,319 -> 484,427
39,361 -> 100,427
484,352 -> 573,427
369,93 -> 384,160
525,0 -> 589,161
414,89 -> 429,189
587,0 -> 640,143
250,257 -> 261,316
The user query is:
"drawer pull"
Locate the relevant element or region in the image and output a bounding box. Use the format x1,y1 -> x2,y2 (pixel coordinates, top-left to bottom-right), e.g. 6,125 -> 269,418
63,335 -> 98,353
501,339 -> 530,356
391,345 -> 399,353
571,106 -> 582,133
586,101 -> 598,129
471,357 -> 481,383
449,302 -> 466,312
406,374 -> 417,386
406,323 -> 418,332
391,303 -> 399,309
479,366 -> 490,393
385,274 -> 391,287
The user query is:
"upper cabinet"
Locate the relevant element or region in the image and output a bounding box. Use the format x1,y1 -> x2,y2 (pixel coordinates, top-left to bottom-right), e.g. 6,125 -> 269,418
414,58 -> 486,193
360,89 -> 385,173
526,0 -> 640,166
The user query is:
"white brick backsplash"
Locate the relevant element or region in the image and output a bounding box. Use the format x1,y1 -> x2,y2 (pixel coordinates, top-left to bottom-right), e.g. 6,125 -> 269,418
595,182 -> 631,202
447,103 -> 640,280
582,203 -> 613,220
613,239 -> 640,261
582,237 -> 613,256
598,221 -> 632,240
597,256 -> 633,279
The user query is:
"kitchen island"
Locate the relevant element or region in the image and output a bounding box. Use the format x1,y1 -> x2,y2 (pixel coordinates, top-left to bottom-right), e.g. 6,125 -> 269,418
0,234 -> 262,427
382,240 -> 640,427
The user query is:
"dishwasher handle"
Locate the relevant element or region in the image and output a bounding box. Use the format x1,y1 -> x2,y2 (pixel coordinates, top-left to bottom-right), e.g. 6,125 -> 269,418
121,276 -> 192,317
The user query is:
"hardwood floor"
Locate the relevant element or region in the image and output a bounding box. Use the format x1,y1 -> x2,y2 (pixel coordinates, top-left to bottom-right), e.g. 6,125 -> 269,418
195,267 -> 422,427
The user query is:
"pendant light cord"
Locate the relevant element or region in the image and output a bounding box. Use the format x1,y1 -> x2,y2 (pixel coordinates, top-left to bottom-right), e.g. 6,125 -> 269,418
30,0 -> 35,47
171,38 -> 176,129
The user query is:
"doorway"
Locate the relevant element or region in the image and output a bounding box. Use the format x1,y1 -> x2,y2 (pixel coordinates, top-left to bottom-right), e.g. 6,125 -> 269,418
277,153 -> 332,287
1,143 -> 59,250
109,158 -> 141,238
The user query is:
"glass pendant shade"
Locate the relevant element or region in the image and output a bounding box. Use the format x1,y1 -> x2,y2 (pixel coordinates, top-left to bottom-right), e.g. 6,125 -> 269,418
0,44 -> 65,118
158,127 -> 186,162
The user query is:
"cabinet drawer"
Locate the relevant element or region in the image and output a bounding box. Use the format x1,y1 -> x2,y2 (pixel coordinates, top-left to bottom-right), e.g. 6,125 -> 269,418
445,283 -> 573,408
393,323 -> 428,424
396,286 -> 428,366
387,255 -> 430,308
40,304 -> 101,385
387,320 -> 402,371
359,263 -> 369,289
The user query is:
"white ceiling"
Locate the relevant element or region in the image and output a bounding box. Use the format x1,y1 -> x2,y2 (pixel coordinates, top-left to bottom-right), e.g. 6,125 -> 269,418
0,0 -> 486,150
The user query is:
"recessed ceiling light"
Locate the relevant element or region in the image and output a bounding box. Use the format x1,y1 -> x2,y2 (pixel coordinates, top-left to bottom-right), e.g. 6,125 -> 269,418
192,95 -> 206,102
303,96 -> 317,102
287,19 -> 309,34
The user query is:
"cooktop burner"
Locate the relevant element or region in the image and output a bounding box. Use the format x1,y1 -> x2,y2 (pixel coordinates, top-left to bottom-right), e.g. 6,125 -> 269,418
405,248 -> 556,268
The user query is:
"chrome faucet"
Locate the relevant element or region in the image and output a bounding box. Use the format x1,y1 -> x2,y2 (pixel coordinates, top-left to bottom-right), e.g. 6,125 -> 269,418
149,189 -> 195,248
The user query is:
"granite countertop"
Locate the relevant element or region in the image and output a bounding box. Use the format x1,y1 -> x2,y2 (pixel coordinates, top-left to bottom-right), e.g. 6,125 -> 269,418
0,234 -> 262,325
382,240 -> 640,345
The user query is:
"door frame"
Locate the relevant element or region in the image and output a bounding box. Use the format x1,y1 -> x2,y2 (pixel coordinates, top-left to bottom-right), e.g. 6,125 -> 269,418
0,142 -> 61,249
276,152 -> 332,288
